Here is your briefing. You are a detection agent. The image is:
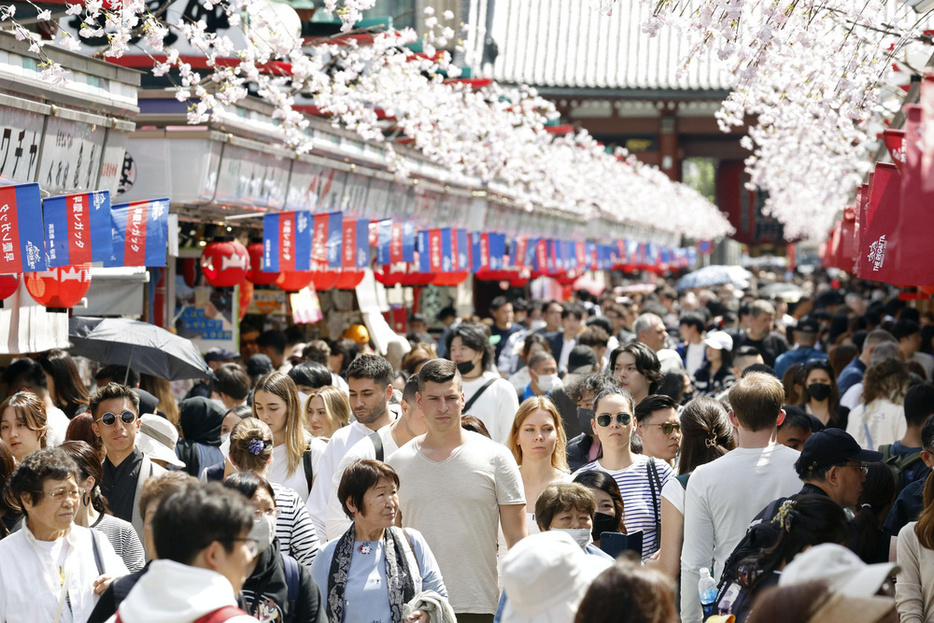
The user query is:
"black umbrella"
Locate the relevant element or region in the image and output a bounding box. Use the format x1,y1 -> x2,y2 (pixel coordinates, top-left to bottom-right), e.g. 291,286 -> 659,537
69,317 -> 215,381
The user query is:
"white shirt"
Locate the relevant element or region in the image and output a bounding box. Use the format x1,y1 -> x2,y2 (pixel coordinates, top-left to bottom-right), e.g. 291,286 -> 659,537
841,382 -> 864,411
324,425 -> 402,541
305,420 -> 392,538
684,342 -> 706,379
0,524 -> 128,623
680,444 -> 802,623
558,338 -> 576,374
267,435 -> 326,501
461,371 -> 520,445
846,398 -> 907,451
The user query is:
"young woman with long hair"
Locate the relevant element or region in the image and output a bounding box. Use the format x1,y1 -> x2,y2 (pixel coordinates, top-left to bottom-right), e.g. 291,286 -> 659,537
304,385 -> 351,440
507,396 -> 570,534
37,349 -> 89,419
0,392 -> 48,464
609,343 -> 663,407
897,471 -> 934,621
654,396 -> 735,579
847,358 -> 910,450
252,371 -> 325,501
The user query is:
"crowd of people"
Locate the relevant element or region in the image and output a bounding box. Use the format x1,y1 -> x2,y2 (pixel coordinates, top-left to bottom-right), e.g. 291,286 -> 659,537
0,272 -> 933,622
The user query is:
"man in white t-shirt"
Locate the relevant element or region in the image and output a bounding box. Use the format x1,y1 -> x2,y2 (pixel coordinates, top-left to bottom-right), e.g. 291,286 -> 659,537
305,354 -> 396,538
388,359 -> 527,622
680,372 -> 802,622
324,375 -> 426,540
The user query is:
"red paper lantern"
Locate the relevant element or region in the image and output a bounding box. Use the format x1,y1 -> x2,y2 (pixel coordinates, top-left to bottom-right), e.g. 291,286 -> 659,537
509,276 -> 530,288
276,270 -> 313,292
374,264 -> 405,286
0,274 -> 20,302
475,269 -> 519,282
246,241 -> 279,286
432,271 -> 469,287
335,269 -> 365,290
312,269 -> 340,291
25,264 -> 92,311
201,240 -> 249,287
181,257 -> 199,288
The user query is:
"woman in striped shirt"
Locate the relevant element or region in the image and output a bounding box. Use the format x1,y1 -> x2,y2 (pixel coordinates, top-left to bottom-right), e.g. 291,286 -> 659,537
573,387 -> 672,559
229,417 -> 319,567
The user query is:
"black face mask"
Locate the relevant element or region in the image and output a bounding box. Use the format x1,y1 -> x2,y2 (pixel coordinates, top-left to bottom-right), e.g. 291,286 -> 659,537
577,408 -> 594,435
592,511 -> 618,542
456,360 -> 475,376
807,383 -> 832,402
682,391 -> 695,405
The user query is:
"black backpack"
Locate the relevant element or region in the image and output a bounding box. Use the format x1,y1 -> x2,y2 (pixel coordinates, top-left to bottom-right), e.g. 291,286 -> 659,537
717,497 -> 788,591
879,444 -> 924,495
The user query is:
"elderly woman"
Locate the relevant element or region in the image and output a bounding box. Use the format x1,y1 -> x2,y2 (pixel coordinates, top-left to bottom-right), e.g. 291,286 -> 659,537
536,483 -> 614,560
0,447 -> 128,622
60,441 -> 145,573
311,460 -> 448,623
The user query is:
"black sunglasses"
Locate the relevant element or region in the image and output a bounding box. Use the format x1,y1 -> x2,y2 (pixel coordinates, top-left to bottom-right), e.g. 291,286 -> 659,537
98,411 -> 137,426
596,413 -> 632,427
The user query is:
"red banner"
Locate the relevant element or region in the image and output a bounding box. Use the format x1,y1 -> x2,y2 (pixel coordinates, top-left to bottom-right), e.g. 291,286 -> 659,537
883,129 -> 906,174
856,163 -> 900,281
895,104 -> 934,285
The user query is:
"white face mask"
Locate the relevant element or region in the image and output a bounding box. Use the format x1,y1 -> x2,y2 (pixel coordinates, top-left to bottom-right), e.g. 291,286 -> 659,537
249,513 -> 276,553
557,527 -> 593,550
536,374 -> 558,392
220,433 -> 230,445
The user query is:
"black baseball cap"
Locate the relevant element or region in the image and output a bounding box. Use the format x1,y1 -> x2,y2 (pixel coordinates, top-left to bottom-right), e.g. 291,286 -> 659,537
795,318 -> 820,333
795,429 -> 882,476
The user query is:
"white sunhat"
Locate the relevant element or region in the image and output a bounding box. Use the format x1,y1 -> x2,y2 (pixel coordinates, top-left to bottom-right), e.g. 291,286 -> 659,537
501,530 -> 612,623
779,543 -> 896,597
136,414 -> 186,469
703,330 -> 734,351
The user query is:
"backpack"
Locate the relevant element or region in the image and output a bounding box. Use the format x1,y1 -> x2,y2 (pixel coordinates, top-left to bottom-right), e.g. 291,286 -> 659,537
717,497 -> 788,591
280,552 -> 300,616
879,444 -> 924,495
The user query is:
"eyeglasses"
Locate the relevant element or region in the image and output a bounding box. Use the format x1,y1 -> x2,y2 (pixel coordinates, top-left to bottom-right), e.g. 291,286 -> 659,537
47,489 -> 80,503
253,508 -> 282,521
595,413 -> 632,427
649,422 -> 682,435
226,537 -> 260,561
840,462 -> 869,477
97,411 -> 137,427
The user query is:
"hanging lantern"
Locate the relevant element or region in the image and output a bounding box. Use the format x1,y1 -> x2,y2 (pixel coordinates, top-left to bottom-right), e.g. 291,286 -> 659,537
246,241 -> 279,286
432,271 -> 469,287
25,264 -> 92,312
374,264 -> 406,286
335,269 -> 365,290
201,239 -> 250,287
239,279 -> 254,320
0,274 -> 20,307
312,269 -> 340,291
276,270 -> 314,293
476,268 -> 519,282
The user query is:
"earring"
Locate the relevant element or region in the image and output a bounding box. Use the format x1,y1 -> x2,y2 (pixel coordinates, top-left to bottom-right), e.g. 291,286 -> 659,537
82,492 -> 91,506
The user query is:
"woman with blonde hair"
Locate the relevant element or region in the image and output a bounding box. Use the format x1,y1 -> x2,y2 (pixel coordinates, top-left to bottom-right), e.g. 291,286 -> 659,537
0,392 -> 48,464
139,373 -> 180,427
507,395 -> 571,534
847,358 -> 910,450
228,417 -> 319,567
253,371 -> 325,501
305,385 -> 351,440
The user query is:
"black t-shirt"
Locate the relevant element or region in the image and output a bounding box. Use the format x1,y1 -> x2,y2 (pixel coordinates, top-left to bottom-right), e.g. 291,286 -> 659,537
101,447 -> 143,523
732,332 -> 789,368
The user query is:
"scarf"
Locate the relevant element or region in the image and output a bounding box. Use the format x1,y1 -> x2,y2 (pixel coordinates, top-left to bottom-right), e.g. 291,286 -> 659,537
326,524 -> 415,623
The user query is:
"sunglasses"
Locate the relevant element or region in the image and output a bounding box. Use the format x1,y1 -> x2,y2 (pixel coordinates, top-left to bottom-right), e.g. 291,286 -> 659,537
596,413 -> 632,427
649,422 -> 682,435
98,411 -> 137,427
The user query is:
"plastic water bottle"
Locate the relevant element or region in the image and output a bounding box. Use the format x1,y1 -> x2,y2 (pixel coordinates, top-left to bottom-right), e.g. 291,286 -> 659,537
698,567 -> 718,618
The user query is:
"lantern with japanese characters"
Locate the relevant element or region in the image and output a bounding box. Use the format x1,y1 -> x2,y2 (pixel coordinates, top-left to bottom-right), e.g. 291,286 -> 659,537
246,241 -> 279,286
25,264 -> 92,311
0,274 -> 20,307
201,239 -> 250,287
